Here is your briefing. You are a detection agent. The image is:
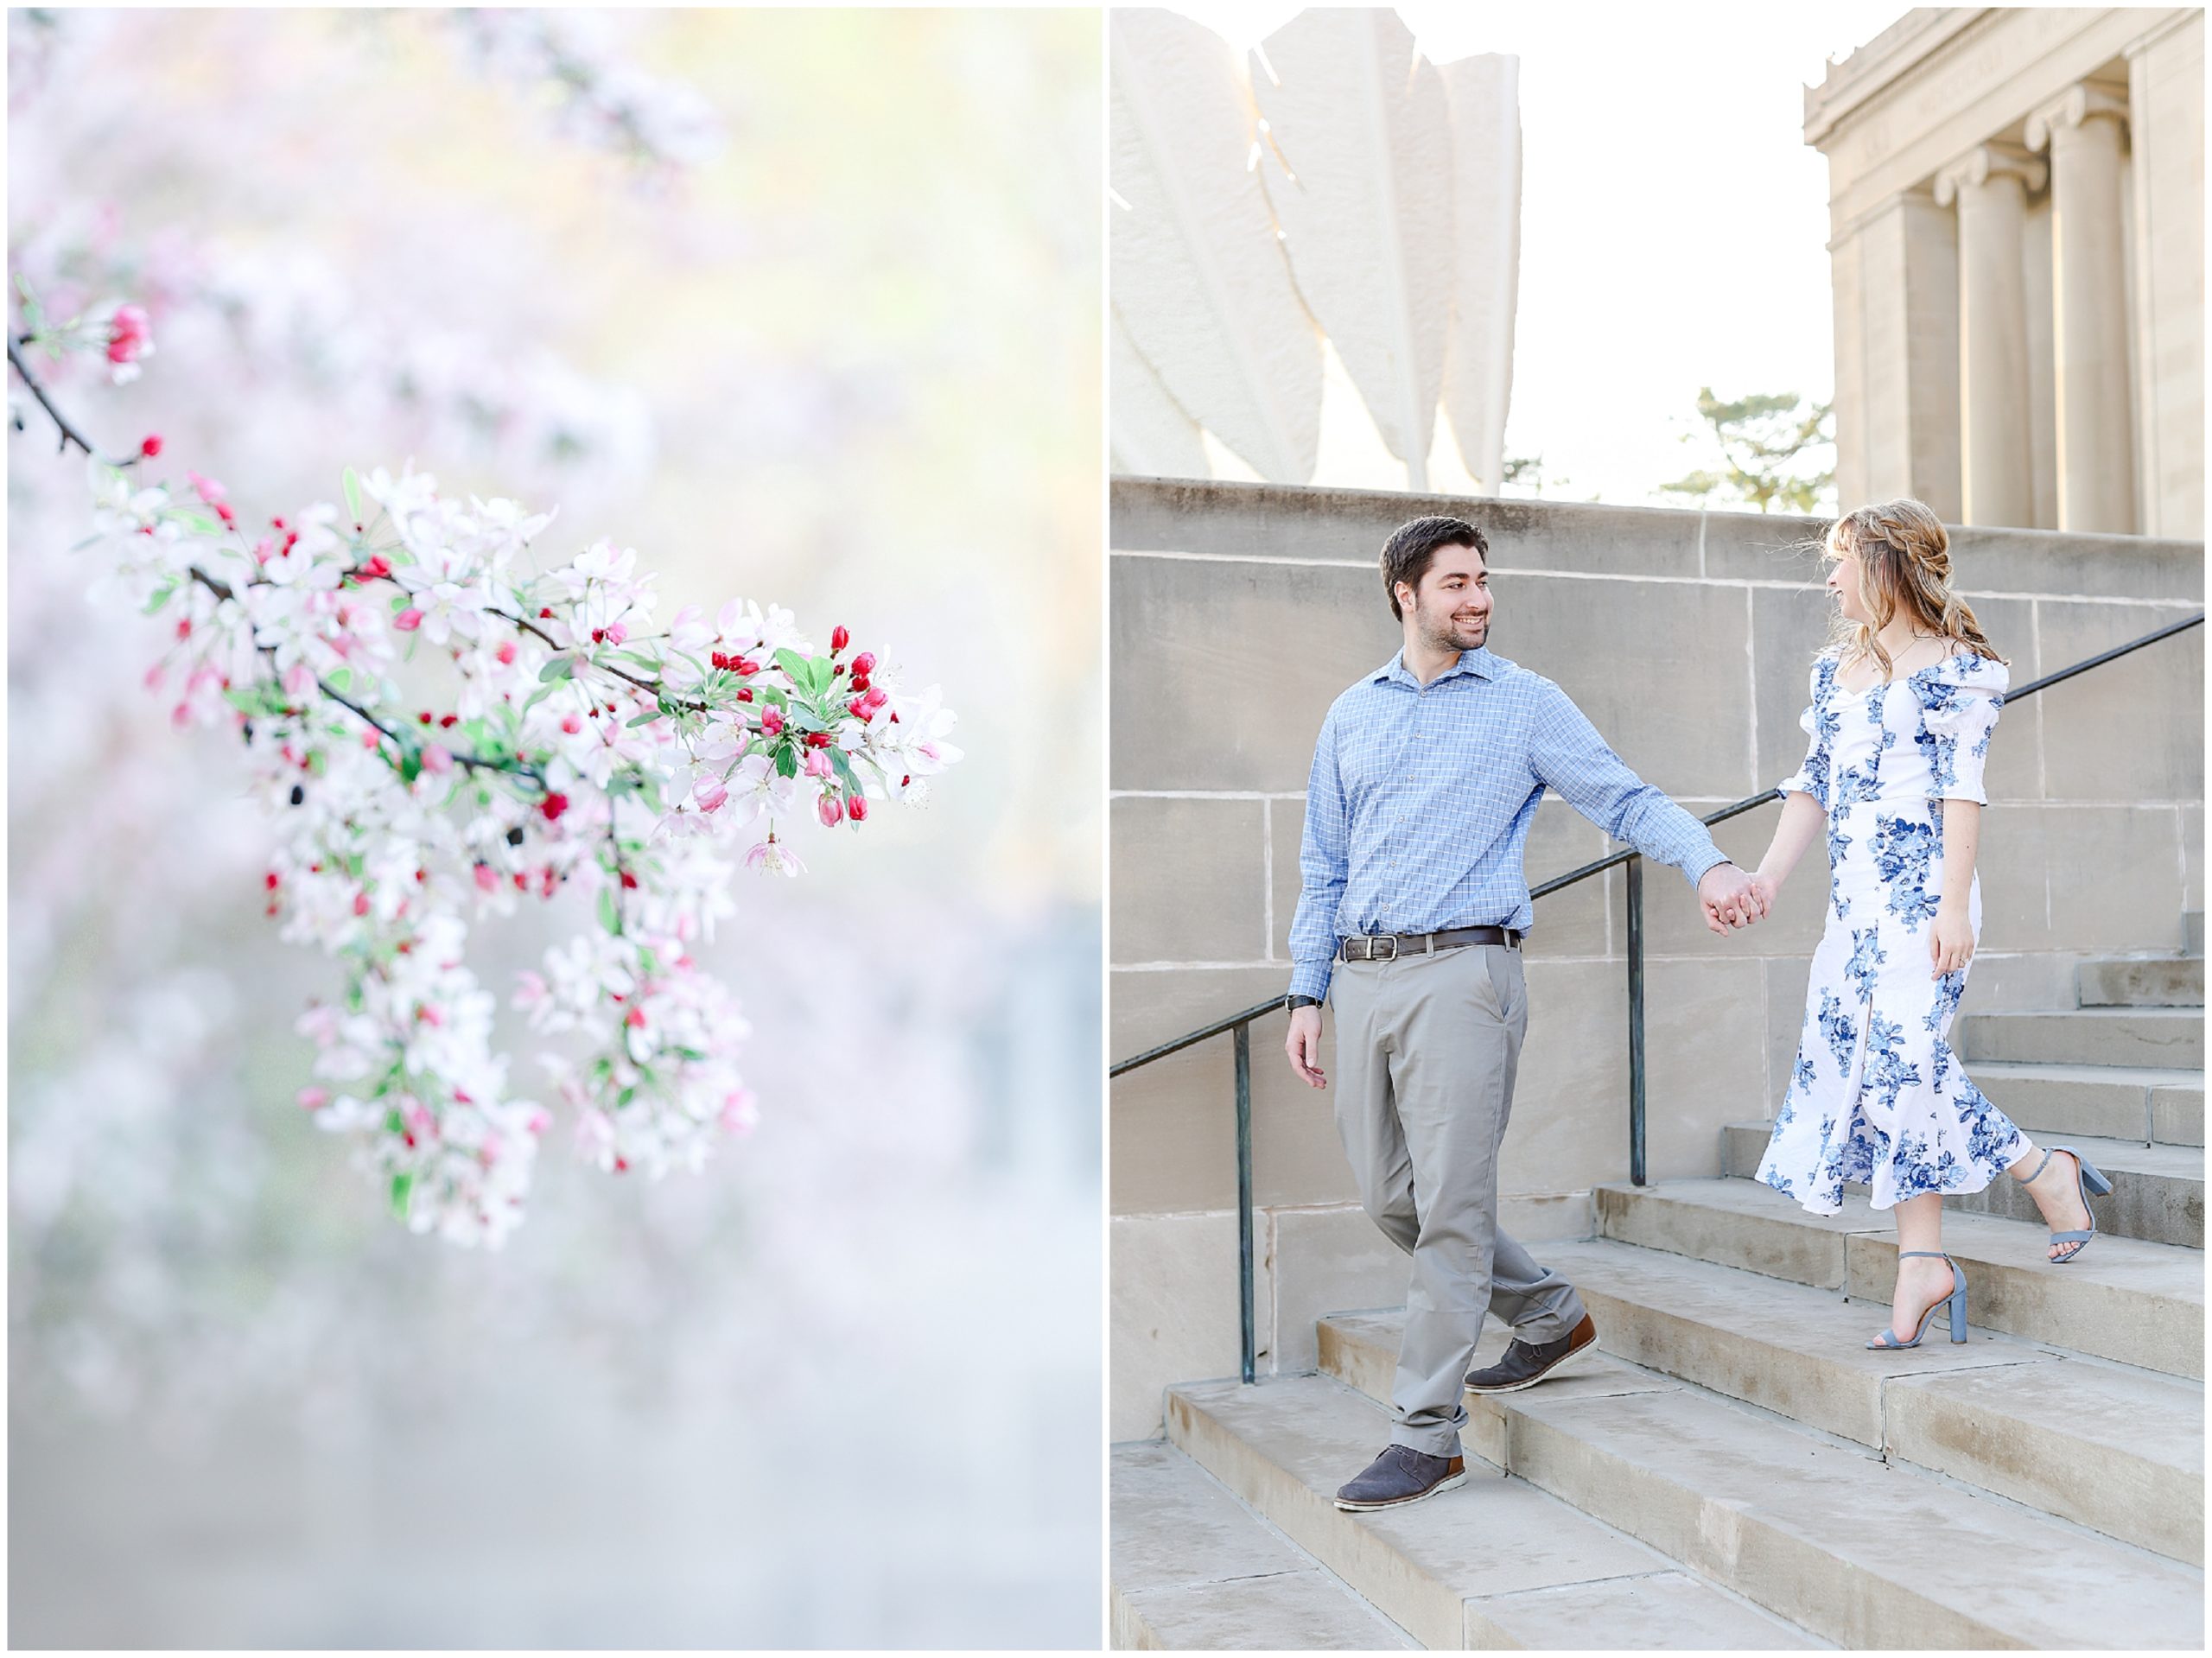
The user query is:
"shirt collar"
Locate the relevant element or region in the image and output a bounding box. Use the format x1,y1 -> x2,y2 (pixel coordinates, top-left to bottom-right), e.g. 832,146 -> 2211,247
1374,645 -> 1499,688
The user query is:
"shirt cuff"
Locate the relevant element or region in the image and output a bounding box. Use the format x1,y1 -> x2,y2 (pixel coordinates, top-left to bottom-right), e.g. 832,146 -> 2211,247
1288,958 -> 1333,1004
1684,842 -> 1731,889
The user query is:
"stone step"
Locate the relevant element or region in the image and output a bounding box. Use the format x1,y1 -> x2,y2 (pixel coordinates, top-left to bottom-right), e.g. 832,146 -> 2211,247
1164,1374 -> 1825,1649
1299,1349 -> 2202,1650
2077,955 -> 2206,1007
1110,1439 -> 1416,1649
1968,1061 -> 2204,1146
1594,1178 -> 2204,1378
1719,1124 -> 2203,1248
1957,1007 -> 2203,1069
1320,1248 -> 2205,1566
2187,911 -> 2204,958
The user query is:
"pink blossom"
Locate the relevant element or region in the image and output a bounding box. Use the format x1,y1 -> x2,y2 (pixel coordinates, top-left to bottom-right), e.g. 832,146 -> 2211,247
741,836 -> 804,878
105,303 -> 153,379
393,607 -> 424,632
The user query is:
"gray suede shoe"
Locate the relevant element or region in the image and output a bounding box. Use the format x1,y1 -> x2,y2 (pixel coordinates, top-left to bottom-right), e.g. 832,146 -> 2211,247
1465,1312 -> 1599,1394
1332,1444 -> 1468,1512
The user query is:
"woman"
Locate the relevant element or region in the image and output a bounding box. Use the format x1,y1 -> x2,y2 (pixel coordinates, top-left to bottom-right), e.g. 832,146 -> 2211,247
1750,499 -> 2111,1351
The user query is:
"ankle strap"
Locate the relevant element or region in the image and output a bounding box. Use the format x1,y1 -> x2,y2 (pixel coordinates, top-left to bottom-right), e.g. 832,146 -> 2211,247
1897,1250 -> 1950,1260
2011,1147 -> 2056,1185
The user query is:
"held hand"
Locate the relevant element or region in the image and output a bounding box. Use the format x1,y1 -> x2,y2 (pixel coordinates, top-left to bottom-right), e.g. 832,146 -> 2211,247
1697,862 -> 1767,937
1929,909 -> 1974,977
1285,1004 -> 1326,1089
1750,871 -> 1782,918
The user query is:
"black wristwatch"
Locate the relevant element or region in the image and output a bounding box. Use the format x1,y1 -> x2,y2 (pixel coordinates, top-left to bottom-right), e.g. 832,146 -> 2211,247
1287,994 -> 1321,1011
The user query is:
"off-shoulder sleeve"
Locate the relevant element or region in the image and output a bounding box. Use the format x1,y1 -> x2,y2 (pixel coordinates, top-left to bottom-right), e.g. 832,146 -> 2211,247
1777,655 -> 1835,809
1913,651 -> 2009,804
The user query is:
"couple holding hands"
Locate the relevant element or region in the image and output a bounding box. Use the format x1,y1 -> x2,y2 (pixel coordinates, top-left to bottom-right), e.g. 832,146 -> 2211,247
1281,503 -> 2113,1515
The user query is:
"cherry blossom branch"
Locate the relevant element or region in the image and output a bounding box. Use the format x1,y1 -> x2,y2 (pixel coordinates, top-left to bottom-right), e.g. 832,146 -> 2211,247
12,274 -> 962,1247
7,334 -> 102,457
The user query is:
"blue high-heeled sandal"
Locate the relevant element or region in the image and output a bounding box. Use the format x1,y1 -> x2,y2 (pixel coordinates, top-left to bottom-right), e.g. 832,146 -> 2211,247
1866,1251 -> 1968,1350
2009,1144 -> 2113,1263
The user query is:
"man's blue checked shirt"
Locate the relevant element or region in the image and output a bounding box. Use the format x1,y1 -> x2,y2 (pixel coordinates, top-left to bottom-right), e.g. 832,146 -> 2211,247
1288,646 -> 1730,1003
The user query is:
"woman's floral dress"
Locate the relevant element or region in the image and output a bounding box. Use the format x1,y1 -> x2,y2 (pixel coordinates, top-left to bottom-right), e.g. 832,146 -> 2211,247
1756,648 -> 2026,1214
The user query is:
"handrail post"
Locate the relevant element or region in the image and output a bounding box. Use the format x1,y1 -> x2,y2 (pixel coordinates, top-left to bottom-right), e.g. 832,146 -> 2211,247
1626,854 -> 1647,1186
1233,1020 -> 1256,1384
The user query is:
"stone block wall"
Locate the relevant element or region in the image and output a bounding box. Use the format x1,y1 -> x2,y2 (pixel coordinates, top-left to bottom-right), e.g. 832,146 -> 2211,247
1109,477 -> 2204,1439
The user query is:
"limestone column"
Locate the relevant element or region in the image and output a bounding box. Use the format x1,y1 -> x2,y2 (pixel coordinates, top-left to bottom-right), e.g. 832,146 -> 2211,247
2028,86 -> 2137,532
1936,143 -> 2046,526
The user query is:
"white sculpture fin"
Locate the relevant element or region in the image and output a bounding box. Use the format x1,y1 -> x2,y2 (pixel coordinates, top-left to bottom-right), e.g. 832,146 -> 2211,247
1251,9 -> 1453,490
1438,53 -> 1520,494
1111,308 -> 1211,480
1109,7 -> 1322,484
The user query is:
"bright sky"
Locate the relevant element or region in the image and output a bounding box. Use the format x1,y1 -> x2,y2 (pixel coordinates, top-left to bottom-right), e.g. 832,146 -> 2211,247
1153,2 -> 1914,504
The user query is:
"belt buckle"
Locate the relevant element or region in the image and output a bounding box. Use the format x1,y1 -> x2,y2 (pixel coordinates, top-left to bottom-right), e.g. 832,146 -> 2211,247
1373,934 -> 1398,962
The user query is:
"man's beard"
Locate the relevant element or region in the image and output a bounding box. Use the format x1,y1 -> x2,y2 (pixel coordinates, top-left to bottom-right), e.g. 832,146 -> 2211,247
1416,603 -> 1487,652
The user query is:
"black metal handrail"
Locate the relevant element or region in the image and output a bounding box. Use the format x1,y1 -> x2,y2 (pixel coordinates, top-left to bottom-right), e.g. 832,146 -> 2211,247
1112,611 -> 2205,1386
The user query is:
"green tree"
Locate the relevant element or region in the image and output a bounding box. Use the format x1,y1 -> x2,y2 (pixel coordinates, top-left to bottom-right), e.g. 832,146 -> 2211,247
1659,388 -> 1835,514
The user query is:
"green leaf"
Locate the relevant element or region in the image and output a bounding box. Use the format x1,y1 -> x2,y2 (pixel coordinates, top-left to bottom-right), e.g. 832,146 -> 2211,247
760,686 -> 788,709
539,655 -> 575,683
143,584 -> 175,616
597,886 -> 620,935
772,647 -> 812,687
807,657 -> 836,698
342,467 -> 362,524
222,686 -> 264,714
829,748 -> 859,790
773,745 -> 798,779
175,511 -> 222,537
390,1172 -> 414,1220
626,708 -> 663,727
385,1108 -> 404,1135
326,665 -> 353,696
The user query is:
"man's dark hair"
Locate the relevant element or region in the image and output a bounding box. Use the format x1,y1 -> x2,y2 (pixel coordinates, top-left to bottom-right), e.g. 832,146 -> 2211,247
1381,516 -> 1488,621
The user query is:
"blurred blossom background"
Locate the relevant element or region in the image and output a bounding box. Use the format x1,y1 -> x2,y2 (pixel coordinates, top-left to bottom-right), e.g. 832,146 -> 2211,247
7,8 -> 1101,1648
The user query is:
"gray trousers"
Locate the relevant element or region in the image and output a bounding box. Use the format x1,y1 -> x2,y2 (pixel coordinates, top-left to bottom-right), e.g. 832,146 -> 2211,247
1331,943 -> 1587,1457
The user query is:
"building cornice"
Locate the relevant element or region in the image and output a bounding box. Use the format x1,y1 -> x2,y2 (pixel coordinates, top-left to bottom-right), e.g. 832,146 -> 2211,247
1803,8 -> 1989,149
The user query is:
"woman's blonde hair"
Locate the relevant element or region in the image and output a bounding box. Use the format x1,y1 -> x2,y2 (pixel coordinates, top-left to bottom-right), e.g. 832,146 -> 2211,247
1823,499 -> 2006,679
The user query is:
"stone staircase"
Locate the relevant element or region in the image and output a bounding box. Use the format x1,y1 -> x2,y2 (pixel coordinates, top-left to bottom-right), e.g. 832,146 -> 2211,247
1112,922 -> 2205,1648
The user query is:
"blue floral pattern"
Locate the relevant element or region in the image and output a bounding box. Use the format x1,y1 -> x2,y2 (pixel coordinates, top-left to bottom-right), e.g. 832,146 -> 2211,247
1872,815 -> 1940,924
1758,649 -> 2024,1212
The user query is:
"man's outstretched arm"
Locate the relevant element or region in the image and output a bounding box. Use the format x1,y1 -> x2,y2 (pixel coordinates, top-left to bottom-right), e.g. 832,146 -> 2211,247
1527,680 -> 1764,933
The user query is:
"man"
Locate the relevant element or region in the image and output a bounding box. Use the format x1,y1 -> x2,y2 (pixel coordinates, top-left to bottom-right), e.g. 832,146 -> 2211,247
1284,515 -> 1766,1513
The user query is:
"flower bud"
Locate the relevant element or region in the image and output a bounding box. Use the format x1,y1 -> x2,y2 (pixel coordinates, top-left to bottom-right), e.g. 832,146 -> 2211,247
831,625 -> 850,653
394,607 -> 424,632
849,672 -> 870,693
804,749 -> 833,778
140,434 -> 162,457
760,706 -> 785,735
861,686 -> 889,713
848,795 -> 869,823
540,791 -> 571,822
817,793 -> 844,828
850,651 -> 877,677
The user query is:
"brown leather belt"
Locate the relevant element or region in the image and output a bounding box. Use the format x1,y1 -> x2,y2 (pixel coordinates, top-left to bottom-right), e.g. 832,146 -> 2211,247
1339,925 -> 1522,962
